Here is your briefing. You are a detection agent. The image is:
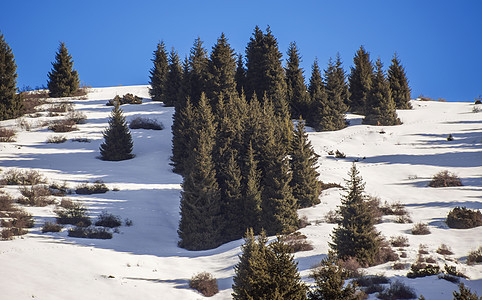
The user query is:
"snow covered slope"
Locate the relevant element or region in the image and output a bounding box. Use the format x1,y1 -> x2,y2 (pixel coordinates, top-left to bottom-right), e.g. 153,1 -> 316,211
0,86 -> 480,299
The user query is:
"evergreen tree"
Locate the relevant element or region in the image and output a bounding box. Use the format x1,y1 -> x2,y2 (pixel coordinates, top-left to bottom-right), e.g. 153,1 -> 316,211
163,48 -> 183,107
245,26 -> 265,102
0,31 -> 22,121
453,283 -> 481,300
170,97 -> 195,174
47,42 -> 80,98
187,38 -> 209,105
178,93 -> 222,250
206,33 -> 237,105
363,58 -> 401,126
388,53 -> 412,109
148,41 -> 169,101
290,119 -> 321,208
348,46 -> 374,114
235,54 -> 246,97
285,42 -> 310,119
99,101 -> 134,161
330,163 -> 380,266
241,142 -> 263,234
308,254 -> 357,300
307,59 -> 323,126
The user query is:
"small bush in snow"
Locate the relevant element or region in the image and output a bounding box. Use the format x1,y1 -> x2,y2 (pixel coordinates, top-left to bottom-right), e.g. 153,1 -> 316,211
447,134 -> 454,141
95,211 -> 122,228
68,226 -> 112,239
393,263 -> 407,270
0,193 -> 15,213
66,111 -> 87,124
324,209 -> 341,223
453,283 -> 481,299
337,257 -> 364,278
377,280 -> 417,299
390,236 -> 409,247
335,150 -> 346,158
55,202 -> 91,227
1,209 -> 34,239
0,128 -> 16,142
42,221 -> 63,233
49,181 -> 71,196
466,247 -> 482,265
411,223 -> 430,235
46,135 -> 67,144
48,101 -> 73,113
106,94 -> 142,106
71,137 -> 90,143
18,185 -> 55,206
75,180 -> 109,195
407,262 -> 441,278
436,244 -> 453,256
428,170 -> 462,187
444,264 -> 467,279
1,169 -> 46,185
280,232 -> 313,253
129,117 -> 164,130
355,274 -> 390,287
189,272 -> 218,297
48,119 -> 78,132
446,207 -> 482,229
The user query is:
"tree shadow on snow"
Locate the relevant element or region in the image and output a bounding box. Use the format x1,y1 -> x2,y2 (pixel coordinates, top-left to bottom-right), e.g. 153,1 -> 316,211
365,152 -> 482,168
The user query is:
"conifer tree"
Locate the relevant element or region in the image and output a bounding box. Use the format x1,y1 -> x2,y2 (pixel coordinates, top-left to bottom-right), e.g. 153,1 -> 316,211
308,254 -> 357,300
178,93 -> 222,250
245,26 -> 265,102
290,119 -> 321,208
348,46 -> 374,114
206,33 -> 237,105
99,101 -> 134,161
363,58 -> 401,126
307,59 -> 323,126
388,53 -> 412,109
47,42 -> 80,97
149,41 -> 169,101
0,32 -> 23,121
170,97 -> 195,174
285,42 -> 310,119
163,48 -> 183,107
241,142 -> 262,234
330,163 -> 380,266
235,54 -> 246,97
187,38 -> 209,105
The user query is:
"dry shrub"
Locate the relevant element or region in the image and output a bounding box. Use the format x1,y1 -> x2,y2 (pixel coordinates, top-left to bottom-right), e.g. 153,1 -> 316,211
1,228 -> 16,240
107,94 -> 142,106
355,275 -> 390,287
0,128 -> 16,142
46,135 -> 67,144
1,209 -> 34,239
48,119 -> 78,132
376,239 -> 399,264
425,257 -> 437,264
390,236 -> 409,247
411,223 -> 430,235
338,257 -> 364,278
0,193 -> 15,212
393,263 -> 407,270
377,280 -> 416,300
71,137 -> 90,143
129,117 -> 164,130
59,198 -> 75,209
42,221 -> 62,233
380,201 -> 407,216
335,150 -> 346,158
428,170 -> 462,187
1,169 -> 47,185
325,209 -> 341,223
446,207 -> 482,229
319,181 -> 343,191
418,244 -> 429,255
298,215 -> 310,228
444,264 -> 467,279
48,101 -> 73,113
189,272 -> 218,297
280,232 -> 314,252
95,211 -> 122,228
75,180 -> 109,195
395,214 -> 413,224
366,196 -> 383,223
68,226 -> 112,239
21,91 -> 48,114
55,202 -> 91,226
18,185 -> 54,206
466,247 -> 482,265
436,244 -> 453,255
66,111 -> 87,124
49,181 -> 71,196
400,252 -> 407,258
407,262 -> 441,278
71,85 -> 90,97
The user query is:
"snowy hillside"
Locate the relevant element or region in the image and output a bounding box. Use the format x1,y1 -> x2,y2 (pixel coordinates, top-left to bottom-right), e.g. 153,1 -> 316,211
0,85 -> 480,299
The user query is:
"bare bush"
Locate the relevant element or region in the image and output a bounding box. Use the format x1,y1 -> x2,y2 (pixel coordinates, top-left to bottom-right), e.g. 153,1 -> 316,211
71,137 -> 90,143
325,209 -> 341,223
68,226 -> 112,239
338,257 -> 364,278
428,170 -> 462,187
189,272 -> 218,297
390,236 -> 409,247
393,263 -> 407,270
42,221 -> 63,233
49,181 -> 71,196
280,232 -> 314,252
48,119 -> 78,132
335,150 -> 346,158
407,262 -> 441,278
1,169 -> 46,185
467,247 -> 482,265
66,111 -> 87,124
95,211 -> 122,228
55,202 -> 91,226
0,128 -> 16,142
436,244 -> 453,255
75,180 -> 109,195
0,193 -> 15,212
46,135 -> 67,144
48,102 -> 73,113
446,207 -> 482,229
106,94 -> 142,106
129,117 -> 164,130
411,223 -> 430,235
377,280 -> 417,299
17,185 -> 54,206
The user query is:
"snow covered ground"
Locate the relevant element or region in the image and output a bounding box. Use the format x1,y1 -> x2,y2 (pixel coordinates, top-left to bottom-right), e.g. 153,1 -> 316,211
0,85 -> 480,299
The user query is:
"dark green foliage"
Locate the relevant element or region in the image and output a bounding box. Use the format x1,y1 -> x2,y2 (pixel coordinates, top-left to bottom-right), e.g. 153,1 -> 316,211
235,54 -> 246,96
129,116 -> 164,130
99,102 -> 134,161
407,262 -> 441,278
149,41 -> 169,101
348,46 -> 374,114
307,59 -> 323,125
106,93 -> 142,106
68,226 -> 112,239
446,207 -> 482,229
187,38 -> 209,105
377,280 -> 416,300
388,53 -> 412,109
363,58 -> 401,126
285,42 -> 310,119
453,283 -> 482,300
0,32 -> 23,120
290,119 -> 321,208
75,180 -> 109,195
170,98 -> 195,174
206,33 -> 237,105
163,48 -> 183,107
241,142 -> 263,234
95,211 -> 122,228
308,254 -> 357,300
232,229 -> 306,300
55,202 -> 91,226
178,94 -> 222,250
330,163 -> 381,266
47,42 -> 80,98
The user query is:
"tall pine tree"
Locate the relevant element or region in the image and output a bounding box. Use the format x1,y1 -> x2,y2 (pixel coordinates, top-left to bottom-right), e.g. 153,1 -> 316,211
285,42 -> 310,119
99,101 -> 134,161
170,97 -> 195,174
290,119 -> 321,208
241,142 -> 263,235
330,163 -> 380,266
47,42 -> 80,98
348,46 -> 374,114
363,58 -> 400,126
245,26 -> 265,102
307,59 -> 324,126
388,53 -> 412,109
148,41 -> 169,102
187,38 -> 209,106
163,48 -> 182,107
235,54 -> 246,97
0,31 -> 22,121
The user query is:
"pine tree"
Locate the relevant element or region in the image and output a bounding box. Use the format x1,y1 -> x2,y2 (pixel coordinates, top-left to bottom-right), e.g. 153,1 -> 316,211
235,54 -> 246,97
330,163 -> 380,266
99,101 -> 134,161
0,31 -> 22,121
285,42 -> 310,119
348,46 -> 374,114
363,58 -> 401,126
206,33 -> 237,105
170,97 -> 195,174
453,283 -> 481,300
308,254 -> 357,300
178,93 -> 222,250
148,41 -> 169,101
188,38 -> 209,106
388,53 -> 412,110
241,142 -> 263,234
290,119 -> 321,208
47,42 -> 80,98
307,59 -> 323,126
245,26 -> 265,102
163,48 -> 183,107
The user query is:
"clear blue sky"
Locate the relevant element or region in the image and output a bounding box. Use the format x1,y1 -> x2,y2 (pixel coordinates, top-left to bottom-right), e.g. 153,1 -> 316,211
1,0 -> 481,102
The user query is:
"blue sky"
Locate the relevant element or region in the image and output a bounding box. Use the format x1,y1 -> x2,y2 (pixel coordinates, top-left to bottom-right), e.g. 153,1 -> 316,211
1,0 -> 481,102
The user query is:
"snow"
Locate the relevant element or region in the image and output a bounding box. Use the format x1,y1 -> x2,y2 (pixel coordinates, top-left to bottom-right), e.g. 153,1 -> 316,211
0,85 -> 481,299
